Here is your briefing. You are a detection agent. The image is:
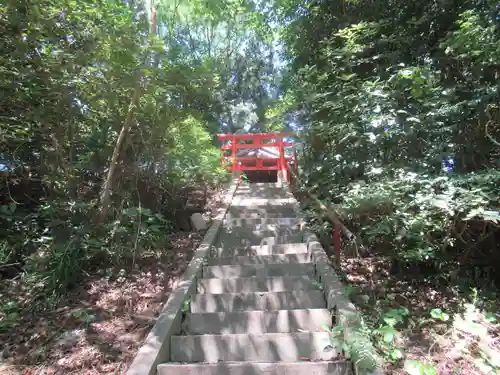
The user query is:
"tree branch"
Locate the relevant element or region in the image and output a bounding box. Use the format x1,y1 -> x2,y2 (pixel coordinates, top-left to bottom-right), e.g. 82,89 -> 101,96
288,168 -> 367,256
99,84 -> 143,222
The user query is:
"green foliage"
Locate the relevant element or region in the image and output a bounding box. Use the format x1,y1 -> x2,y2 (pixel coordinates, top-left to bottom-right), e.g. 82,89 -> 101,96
182,296 -> 191,313
274,0 -> 500,370
0,0 -> 261,298
446,9 -> 500,63
276,0 -> 500,276
70,309 -> 97,326
371,308 -> 409,363
336,170 -> 500,264
327,291 -> 499,373
0,300 -> 21,333
429,308 -> 450,322
347,322 -> 380,372
166,116 -> 227,183
404,361 -> 437,375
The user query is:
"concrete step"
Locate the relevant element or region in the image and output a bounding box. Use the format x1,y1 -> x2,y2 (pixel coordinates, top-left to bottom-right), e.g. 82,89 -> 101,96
214,243 -> 308,257
233,195 -> 293,201
227,204 -> 298,218
235,184 -> 290,193
236,183 -> 286,190
223,224 -> 303,236
198,275 -> 318,294
170,332 -> 340,362
224,217 -> 301,227
207,254 -> 312,266
234,189 -> 294,199
219,229 -> 304,247
224,221 -> 302,232
191,290 -> 327,313
202,263 -> 315,279
226,211 -> 286,219
230,198 -> 297,206
218,236 -> 303,248
184,308 -> 332,334
158,361 -> 353,375
224,225 -> 302,239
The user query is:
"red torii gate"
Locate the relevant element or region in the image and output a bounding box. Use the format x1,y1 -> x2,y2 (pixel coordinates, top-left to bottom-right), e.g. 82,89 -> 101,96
218,132 -> 342,264
217,133 -> 297,183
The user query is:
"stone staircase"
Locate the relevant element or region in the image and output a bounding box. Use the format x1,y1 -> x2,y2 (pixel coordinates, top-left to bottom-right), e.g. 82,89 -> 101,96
156,183 -> 353,375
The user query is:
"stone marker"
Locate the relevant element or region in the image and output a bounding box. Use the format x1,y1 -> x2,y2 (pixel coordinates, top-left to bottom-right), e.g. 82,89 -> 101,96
190,213 -> 207,231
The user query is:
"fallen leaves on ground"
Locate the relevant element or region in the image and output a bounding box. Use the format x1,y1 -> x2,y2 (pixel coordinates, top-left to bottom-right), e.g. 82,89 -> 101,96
340,256 -> 500,375
0,230 -> 203,375
0,187 -> 227,375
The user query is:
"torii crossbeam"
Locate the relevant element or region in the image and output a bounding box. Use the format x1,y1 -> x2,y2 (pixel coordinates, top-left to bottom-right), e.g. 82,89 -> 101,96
218,133 -> 297,183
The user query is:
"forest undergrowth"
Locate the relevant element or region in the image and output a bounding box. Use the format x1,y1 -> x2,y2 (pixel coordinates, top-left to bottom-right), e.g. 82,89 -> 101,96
0,188 -> 227,375
298,180 -> 500,375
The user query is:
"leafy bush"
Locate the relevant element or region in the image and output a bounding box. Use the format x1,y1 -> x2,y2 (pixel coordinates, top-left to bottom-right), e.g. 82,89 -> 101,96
0,0 -> 230,298
338,170 -> 500,265
277,0 -> 500,280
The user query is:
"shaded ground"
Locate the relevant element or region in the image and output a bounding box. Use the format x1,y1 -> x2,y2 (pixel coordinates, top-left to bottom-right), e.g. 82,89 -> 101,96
339,256 -> 500,375
0,188 -> 227,375
0,233 -> 200,375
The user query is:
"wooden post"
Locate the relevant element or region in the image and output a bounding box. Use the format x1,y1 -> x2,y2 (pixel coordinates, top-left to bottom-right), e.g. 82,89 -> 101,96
255,133 -> 261,148
217,132 -> 295,182
292,148 -> 298,185
279,136 -> 286,183
231,134 -> 236,172
236,160 -> 242,181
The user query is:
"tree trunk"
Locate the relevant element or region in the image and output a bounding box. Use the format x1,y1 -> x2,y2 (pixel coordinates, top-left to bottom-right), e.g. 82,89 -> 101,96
99,85 -> 142,222
99,0 -> 157,222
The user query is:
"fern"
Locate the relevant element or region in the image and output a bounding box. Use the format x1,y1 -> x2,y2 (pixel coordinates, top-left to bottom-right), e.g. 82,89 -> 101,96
343,313 -> 381,374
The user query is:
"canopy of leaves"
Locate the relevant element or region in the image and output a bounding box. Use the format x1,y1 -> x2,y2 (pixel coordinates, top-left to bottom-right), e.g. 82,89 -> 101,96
0,0 -> 281,296
264,2 -> 500,372
274,0 -> 500,274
